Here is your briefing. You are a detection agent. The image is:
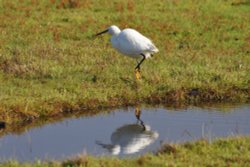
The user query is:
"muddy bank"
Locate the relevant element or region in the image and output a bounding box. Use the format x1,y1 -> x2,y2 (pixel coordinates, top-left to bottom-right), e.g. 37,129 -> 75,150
0,88 -> 249,126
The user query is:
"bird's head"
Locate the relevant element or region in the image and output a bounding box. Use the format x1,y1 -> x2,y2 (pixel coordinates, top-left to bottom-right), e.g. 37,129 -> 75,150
95,25 -> 121,37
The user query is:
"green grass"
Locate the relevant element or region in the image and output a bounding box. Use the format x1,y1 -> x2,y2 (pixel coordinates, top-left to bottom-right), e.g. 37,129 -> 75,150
0,0 -> 250,123
1,137 -> 250,166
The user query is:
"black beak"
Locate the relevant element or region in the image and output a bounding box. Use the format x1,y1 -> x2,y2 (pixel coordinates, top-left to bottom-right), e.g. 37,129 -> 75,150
95,29 -> 108,37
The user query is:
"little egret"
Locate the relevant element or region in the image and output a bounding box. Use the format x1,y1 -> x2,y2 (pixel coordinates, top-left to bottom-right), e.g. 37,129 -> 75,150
95,25 -> 159,80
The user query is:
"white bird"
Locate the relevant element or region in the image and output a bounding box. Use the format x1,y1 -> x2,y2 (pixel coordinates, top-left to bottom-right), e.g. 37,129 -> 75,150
96,123 -> 159,155
95,25 -> 159,80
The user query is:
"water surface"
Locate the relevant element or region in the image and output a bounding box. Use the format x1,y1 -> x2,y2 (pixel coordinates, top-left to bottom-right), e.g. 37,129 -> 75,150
0,104 -> 249,161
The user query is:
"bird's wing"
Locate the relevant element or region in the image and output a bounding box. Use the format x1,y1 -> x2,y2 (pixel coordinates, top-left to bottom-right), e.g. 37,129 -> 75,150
116,29 -> 158,56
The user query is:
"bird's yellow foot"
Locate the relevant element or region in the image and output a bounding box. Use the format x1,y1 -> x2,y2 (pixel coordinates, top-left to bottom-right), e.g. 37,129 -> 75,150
135,106 -> 141,119
135,68 -> 141,80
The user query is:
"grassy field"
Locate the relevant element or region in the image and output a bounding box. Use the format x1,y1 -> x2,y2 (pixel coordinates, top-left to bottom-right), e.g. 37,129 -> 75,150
0,0 -> 250,123
0,0 -> 250,165
1,137 -> 250,166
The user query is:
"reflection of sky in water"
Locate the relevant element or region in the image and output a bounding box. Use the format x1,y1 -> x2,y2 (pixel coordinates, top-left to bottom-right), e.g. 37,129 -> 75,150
0,104 -> 249,161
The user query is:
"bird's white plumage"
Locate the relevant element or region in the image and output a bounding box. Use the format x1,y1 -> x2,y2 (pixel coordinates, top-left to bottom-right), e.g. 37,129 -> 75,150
95,25 -> 159,78
96,124 -> 159,155
108,25 -> 159,59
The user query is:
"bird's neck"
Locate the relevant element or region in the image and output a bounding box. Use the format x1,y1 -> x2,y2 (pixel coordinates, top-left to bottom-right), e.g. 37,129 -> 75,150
112,29 -> 121,36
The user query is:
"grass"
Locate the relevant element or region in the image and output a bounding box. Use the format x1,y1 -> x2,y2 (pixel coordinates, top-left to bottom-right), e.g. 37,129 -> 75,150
1,136 -> 250,166
0,0 -> 250,164
0,0 -> 250,124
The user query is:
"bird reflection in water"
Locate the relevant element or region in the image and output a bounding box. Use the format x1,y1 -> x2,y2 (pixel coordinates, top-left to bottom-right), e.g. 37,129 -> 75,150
96,107 -> 159,155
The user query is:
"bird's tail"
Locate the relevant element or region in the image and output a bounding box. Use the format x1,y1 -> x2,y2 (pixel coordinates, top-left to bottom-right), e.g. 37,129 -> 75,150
144,53 -> 152,58
151,44 -> 159,53
153,47 -> 159,53
145,47 -> 159,58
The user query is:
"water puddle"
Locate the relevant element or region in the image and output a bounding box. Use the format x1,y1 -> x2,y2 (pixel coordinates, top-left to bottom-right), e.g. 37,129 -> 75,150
0,104 -> 249,161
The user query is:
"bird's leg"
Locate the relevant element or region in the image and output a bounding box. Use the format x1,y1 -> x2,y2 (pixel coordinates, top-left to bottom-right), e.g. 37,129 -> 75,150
135,107 -> 146,131
135,106 -> 141,121
135,54 -> 146,70
135,54 -> 145,80
135,67 -> 141,80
